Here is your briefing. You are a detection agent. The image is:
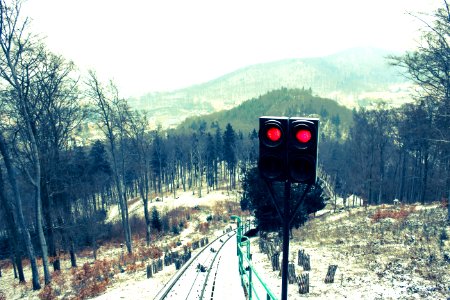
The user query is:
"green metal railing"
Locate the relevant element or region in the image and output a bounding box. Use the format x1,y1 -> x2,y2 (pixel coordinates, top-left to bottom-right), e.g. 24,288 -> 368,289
231,215 -> 278,300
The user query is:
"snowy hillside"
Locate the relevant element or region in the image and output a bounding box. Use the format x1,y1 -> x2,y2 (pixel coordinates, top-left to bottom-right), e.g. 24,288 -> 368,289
0,190 -> 448,300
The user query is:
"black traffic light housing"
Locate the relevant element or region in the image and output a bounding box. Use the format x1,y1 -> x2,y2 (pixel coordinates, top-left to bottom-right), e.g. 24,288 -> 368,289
288,117 -> 319,184
258,117 -> 288,181
258,116 -> 319,184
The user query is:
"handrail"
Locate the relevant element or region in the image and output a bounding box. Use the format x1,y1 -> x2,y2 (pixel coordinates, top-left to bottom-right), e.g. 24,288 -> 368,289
231,215 -> 278,300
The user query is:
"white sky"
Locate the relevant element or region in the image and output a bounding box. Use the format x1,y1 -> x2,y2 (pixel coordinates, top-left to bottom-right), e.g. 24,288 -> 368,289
22,0 -> 442,98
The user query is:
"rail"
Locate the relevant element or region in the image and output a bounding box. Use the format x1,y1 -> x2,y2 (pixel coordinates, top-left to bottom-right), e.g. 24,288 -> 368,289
153,228 -> 235,299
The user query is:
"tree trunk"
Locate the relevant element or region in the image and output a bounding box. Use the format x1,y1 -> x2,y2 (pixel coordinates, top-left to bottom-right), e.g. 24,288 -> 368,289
447,157 -> 450,224
111,150 -> 132,254
399,150 -> 407,202
41,181 -> 59,272
13,251 -> 24,282
69,236 -> 77,268
10,257 -> 15,278
377,145 -> 385,205
421,148 -> 429,205
26,128 -> 51,285
34,179 -> 51,285
0,167 -> 25,282
0,133 -> 41,290
139,170 -> 152,246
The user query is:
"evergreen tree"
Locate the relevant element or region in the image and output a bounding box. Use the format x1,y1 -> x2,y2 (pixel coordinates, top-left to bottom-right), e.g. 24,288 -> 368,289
151,130 -> 166,195
214,126 -> 222,188
241,167 -> 326,232
151,207 -> 162,232
88,140 -> 112,176
223,123 -> 237,189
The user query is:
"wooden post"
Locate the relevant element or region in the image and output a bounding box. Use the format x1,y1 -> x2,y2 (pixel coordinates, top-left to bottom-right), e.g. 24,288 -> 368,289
297,273 -> 309,294
146,264 -> 152,278
288,263 -> 296,284
325,265 -> 338,283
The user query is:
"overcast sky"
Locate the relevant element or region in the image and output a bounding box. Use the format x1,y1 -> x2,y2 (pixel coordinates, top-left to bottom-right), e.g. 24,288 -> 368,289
22,0 -> 442,98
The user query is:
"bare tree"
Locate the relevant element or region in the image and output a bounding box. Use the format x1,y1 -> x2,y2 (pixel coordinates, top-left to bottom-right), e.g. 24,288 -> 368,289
390,0 -> 450,218
0,130 -> 40,289
0,0 -> 50,285
33,50 -> 82,271
128,111 -> 152,246
0,156 -> 25,282
86,71 -> 133,254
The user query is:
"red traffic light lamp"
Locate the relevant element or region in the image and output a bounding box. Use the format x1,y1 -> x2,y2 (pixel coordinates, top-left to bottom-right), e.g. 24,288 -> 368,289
295,129 -> 312,143
266,127 -> 282,142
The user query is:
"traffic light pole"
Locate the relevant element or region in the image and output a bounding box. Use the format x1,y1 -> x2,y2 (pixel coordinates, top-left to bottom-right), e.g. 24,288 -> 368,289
281,180 -> 291,300
259,116 -> 318,299
266,180 -> 312,300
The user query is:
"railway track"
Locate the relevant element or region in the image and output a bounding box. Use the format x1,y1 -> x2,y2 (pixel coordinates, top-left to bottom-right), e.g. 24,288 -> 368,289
154,229 -> 236,300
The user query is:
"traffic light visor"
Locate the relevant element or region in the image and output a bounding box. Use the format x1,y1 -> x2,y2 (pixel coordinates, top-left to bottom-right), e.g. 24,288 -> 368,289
291,120 -> 315,149
261,120 -> 285,147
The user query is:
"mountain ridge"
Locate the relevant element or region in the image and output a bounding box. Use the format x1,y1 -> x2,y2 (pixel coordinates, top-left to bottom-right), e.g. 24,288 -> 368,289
128,47 -> 410,128
175,87 -> 353,141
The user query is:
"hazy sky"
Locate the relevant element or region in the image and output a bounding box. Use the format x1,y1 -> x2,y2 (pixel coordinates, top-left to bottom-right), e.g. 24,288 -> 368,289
22,0 -> 442,97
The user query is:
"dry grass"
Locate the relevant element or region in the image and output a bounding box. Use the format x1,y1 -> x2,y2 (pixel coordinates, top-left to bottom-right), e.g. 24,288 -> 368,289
292,202 -> 450,298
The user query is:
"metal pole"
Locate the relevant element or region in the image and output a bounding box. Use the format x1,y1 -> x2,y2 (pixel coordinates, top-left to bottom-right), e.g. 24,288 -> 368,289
281,180 -> 291,300
246,237 -> 252,300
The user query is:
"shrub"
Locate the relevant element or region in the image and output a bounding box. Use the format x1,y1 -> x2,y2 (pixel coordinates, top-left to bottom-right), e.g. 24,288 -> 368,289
440,198 -> 448,209
71,260 -> 113,300
197,222 -> 210,234
172,225 -> 180,235
38,285 -> 57,300
371,205 -> 416,223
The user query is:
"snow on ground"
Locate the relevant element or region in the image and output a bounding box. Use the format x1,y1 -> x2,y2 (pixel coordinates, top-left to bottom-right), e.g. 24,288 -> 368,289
209,235 -> 246,300
91,228 -> 232,300
107,189 -> 239,223
247,203 -> 450,300
249,237 -> 406,300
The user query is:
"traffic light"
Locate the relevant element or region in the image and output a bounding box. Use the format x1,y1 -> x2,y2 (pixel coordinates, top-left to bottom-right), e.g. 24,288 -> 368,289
288,117 -> 319,184
258,117 -> 288,181
258,116 -> 319,184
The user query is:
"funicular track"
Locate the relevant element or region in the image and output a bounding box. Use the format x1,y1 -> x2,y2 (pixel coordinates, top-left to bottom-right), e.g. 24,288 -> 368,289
154,229 -> 236,300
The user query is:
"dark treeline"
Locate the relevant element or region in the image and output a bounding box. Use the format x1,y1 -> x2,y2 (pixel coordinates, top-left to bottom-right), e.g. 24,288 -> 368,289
321,102 -> 449,206
0,0 -> 449,292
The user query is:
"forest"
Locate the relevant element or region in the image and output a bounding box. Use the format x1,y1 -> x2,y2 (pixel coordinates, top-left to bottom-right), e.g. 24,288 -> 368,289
0,0 -> 449,295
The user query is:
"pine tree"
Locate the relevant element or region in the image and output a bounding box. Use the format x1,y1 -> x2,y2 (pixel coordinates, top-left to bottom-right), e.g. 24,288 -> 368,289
88,140 -> 112,176
223,123 -> 237,189
151,207 -> 162,232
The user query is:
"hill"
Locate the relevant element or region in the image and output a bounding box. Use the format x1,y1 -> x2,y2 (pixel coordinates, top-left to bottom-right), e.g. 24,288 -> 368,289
128,47 -> 409,128
252,201 -> 449,299
176,87 -> 353,140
